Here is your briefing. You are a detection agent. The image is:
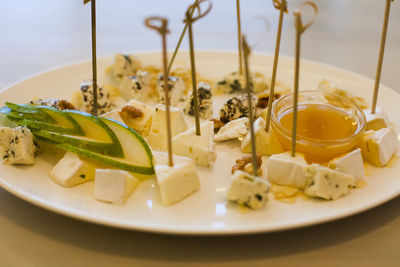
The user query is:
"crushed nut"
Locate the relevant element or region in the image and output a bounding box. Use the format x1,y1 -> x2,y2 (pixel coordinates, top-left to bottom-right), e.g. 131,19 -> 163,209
257,93 -> 282,109
210,118 -> 225,133
57,100 -> 76,110
120,105 -> 144,120
232,154 -> 262,175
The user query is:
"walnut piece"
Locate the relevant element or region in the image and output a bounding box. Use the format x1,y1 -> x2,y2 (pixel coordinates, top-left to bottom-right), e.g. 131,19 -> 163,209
257,93 -> 282,109
57,100 -> 76,110
120,105 -> 144,121
231,154 -> 262,176
210,118 -> 225,134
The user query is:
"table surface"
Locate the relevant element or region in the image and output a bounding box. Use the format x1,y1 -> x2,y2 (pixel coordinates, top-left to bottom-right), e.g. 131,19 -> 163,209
1,0 -> 399,266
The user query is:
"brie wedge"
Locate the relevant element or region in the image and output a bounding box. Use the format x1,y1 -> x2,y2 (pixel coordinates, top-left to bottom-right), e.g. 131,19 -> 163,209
266,152 -> 308,189
214,117 -> 248,142
241,117 -> 285,156
94,169 -> 139,205
359,127 -> 398,167
121,99 -> 155,136
328,148 -> 365,182
364,107 -> 390,131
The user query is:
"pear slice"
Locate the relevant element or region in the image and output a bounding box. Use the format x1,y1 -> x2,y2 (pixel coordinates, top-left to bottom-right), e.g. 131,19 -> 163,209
32,111 -> 124,157
53,118 -> 155,177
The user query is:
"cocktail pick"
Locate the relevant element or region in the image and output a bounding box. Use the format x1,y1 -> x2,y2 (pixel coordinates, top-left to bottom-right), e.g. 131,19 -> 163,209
265,0 -> 288,132
236,0 -> 244,75
167,0 -> 200,74
83,0 -> 99,116
145,17 -> 173,167
371,0 -> 395,114
291,2 -> 318,157
184,0 -> 212,136
242,35 -> 258,176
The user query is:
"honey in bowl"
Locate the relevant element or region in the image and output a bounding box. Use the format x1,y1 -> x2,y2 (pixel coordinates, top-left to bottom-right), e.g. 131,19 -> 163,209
271,90 -> 366,163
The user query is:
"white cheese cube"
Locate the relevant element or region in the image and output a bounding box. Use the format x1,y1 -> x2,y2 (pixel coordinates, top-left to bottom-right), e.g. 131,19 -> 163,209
120,99 -> 155,136
154,152 -> 200,206
147,104 -> 187,151
219,94 -> 257,123
359,127 -> 398,167
226,170 -> 270,210
267,152 -> 308,189
304,164 -> 354,200
241,117 -> 285,155
49,152 -> 96,187
156,75 -> 186,107
328,148 -> 365,182
100,109 -> 124,124
94,169 -> 139,205
214,117 -> 248,142
183,82 -> 213,119
172,121 -> 216,167
364,107 -> 390,131
80,81 -> 112,115
109,54 -> 142,82
119,70 -> 152,102
0,126 -> 38,165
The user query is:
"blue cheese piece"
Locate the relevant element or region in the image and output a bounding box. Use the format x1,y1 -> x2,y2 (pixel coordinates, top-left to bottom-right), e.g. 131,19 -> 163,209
219,94 -> 257,123
304,164 -> 354,200
94,169 -> 139,205
119,70 -> 152,102
109,54 -> 142,82
267,152 -> 308,189
359,128 -> 398,167
147,104 -> 187,151
214,117 -> 248,142
172,121 -> 216,167
364,107 -> 390,131
216,72 -> 268,94
49,152 -> 97,187
183,82 -> 213,119
156,75 -> 186,107
29,98 -> 76,110
80,81 -> 113,115
226,170 -> 270,210
241,117 -> 285,155
328,148 -> 365,182
0,126 -> 38,165
154,152 -> 200,206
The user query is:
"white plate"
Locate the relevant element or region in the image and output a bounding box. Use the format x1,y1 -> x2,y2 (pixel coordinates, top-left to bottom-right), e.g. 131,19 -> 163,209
0,51 -> 399,235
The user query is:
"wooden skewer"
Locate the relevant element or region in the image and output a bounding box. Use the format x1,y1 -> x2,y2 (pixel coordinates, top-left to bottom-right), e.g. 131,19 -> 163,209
292,2 -> 318,157
236,0 -> 243,75
265,0 -> 288,132
167,0 -> 200,74
371,0 -> 394,114
145,17 -> 173,167
242,35 -> 258,176
184,0 -> 212,136
84,0 -> 98,116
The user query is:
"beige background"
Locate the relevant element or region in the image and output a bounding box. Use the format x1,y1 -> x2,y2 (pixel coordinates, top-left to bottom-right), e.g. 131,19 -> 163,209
0,0 -> 399,266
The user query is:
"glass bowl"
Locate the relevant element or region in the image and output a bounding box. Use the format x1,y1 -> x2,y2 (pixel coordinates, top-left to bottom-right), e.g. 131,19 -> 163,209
271,90 -> 366,163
